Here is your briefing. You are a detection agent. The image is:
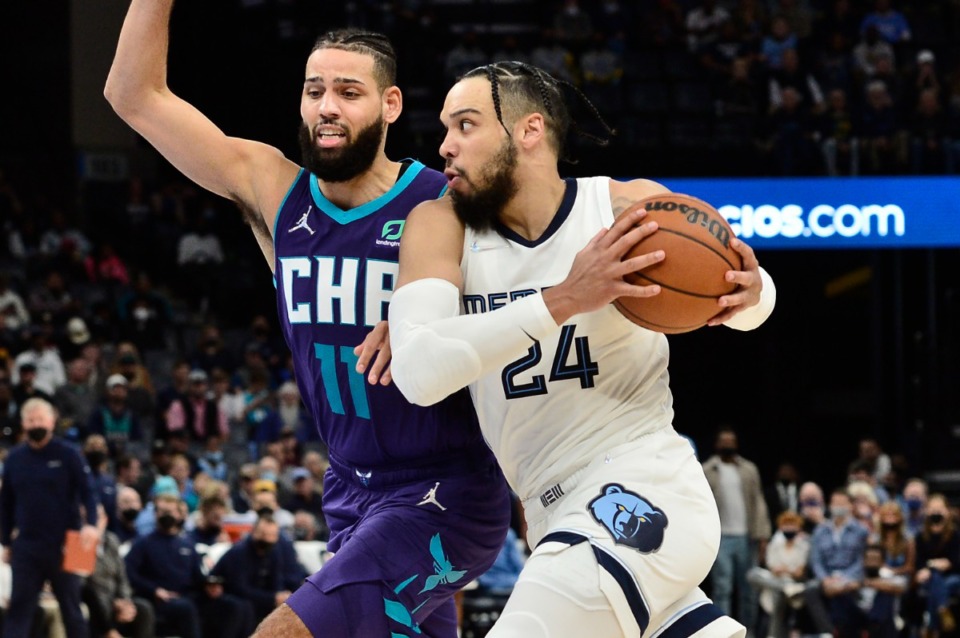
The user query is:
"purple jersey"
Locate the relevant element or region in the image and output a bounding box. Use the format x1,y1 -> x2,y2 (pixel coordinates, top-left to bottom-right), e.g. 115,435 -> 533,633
273,162 -> 485,471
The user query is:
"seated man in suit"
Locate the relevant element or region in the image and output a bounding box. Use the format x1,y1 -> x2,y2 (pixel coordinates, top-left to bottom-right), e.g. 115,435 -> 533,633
211,513 -> 303,625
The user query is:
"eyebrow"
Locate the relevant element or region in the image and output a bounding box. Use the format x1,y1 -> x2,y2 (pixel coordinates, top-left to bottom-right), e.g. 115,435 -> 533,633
448,108 -> 482,119
304,76 -> 367,86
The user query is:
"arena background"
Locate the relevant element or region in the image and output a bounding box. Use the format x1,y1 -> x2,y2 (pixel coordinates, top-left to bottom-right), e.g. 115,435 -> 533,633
1,0 -> 958,493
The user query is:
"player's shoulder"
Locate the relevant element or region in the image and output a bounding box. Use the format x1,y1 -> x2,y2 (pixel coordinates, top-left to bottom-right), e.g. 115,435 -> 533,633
608,177 -> 672,218
407,194 -> 462,230
400,160 -> 448,199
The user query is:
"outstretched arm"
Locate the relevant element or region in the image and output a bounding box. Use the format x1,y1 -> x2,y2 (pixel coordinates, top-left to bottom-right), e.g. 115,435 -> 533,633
104,0 -> 299,269
388,200 -> 662,406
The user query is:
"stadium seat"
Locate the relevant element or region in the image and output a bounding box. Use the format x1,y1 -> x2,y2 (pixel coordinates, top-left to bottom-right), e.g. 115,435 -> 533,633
293,540 -> 328,576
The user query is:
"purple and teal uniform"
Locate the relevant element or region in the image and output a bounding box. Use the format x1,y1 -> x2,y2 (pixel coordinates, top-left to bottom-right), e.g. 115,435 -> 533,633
273,161 -> 511,637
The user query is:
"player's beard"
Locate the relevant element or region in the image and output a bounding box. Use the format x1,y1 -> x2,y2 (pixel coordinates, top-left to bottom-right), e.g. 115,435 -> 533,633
299,115 -> 385,183
450,140 -> 519,233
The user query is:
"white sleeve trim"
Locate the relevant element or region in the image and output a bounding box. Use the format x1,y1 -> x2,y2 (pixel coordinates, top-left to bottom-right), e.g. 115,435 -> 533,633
723,267 -> 776,331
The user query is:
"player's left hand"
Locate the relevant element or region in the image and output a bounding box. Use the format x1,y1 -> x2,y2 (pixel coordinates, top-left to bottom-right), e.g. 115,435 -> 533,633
354,321 -> 393,386
708,238 -> 762,327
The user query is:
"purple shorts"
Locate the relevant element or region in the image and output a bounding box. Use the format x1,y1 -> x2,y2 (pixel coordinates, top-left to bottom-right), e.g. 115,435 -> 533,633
287,455 -> 511,637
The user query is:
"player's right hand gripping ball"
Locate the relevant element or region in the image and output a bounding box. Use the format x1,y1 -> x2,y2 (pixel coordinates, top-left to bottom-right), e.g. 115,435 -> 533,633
614,193 -> 742,334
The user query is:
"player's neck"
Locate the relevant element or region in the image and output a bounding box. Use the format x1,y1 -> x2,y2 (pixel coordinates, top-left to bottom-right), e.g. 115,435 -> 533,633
315,154 -> 402,211
500,168 -> 566,242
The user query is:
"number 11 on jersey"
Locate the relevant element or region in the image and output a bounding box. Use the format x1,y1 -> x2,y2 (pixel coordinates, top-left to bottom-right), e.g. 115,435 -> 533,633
314,342 -> 371,419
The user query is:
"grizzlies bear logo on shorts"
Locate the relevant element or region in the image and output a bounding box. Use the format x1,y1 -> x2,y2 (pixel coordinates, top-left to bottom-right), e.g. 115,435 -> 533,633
588,483 -> 668,553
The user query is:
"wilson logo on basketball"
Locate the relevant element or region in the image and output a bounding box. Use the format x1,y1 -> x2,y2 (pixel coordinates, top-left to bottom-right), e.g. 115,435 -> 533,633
643,199 -> 732,249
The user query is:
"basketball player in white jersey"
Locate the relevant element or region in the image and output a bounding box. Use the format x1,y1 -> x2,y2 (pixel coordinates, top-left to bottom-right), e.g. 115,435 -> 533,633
382,62 -> 777,637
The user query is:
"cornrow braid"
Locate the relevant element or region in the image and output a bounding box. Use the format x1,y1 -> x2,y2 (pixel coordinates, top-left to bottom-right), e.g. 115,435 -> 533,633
555,79 -> 616,147
532,70 -> 554,117
485,66 -> 512,137
461,61 -> 615,160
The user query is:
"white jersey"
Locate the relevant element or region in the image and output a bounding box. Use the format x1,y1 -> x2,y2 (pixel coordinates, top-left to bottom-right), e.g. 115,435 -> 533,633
461,176 -> 674,501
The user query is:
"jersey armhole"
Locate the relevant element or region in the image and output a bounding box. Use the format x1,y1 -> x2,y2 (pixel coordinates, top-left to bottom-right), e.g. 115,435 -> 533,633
272,167 -> 306,240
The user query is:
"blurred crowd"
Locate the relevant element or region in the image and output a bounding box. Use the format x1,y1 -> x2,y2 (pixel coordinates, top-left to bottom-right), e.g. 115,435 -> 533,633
697,430 -> 960,638
328,0 -> 960,176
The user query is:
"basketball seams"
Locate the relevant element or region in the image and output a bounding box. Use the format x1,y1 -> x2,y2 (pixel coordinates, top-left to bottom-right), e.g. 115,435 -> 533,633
612,300 -> 707,334
647,227 -> 740,272
615,193 -> 740,333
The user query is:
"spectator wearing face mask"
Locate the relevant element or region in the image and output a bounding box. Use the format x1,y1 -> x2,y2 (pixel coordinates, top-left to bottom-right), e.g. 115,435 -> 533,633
747,511 -> 810,638
853,543 -> 909,638
210,513 -> 301,626
799,481 -> 827,534
86,374 -> 143,457
197,435 -> 228,482
123,492 -> 250,638
914,494 -> 960,637
899,478 -> 928,537
113,485 -> 143,544
804,488 -> 869,637
875,501 -> 915,578
703,426 -> 771,631
82,504 -> 155,638
187,492 -> 230,546
0,397 -> 100,638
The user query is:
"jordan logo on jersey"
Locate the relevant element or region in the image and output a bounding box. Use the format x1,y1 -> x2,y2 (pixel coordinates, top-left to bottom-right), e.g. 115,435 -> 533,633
588,484 -> 668,553
417,482 -> 447,511
288,206 -> 315,235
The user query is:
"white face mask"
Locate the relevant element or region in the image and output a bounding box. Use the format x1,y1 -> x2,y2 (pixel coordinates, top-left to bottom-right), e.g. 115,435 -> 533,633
133,307 -> 151,321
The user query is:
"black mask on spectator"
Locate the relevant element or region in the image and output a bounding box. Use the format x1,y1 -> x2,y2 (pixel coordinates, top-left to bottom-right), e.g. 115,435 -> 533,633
253,539 -> 274,553
881,522 -> 900,532
256,507 -> 274,518
86,451 -> 107,468
782,530 -> 798,541
157,514 -> 179,531
206,524 -> 222,537
717,447 -> 737,459
928,513 -> 946,525
864,566 -> 881,579
120,508 -> 140,523
293,528 -> 309,541
26,428 -> 48,443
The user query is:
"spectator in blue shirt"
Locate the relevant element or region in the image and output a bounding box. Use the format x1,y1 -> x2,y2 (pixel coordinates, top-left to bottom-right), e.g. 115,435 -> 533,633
859,0 -> 911,45
476,527 -> 526,595
804,488 -> 869,637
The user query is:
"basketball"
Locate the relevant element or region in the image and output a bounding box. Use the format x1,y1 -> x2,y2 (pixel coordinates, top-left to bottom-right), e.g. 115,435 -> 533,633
614,193 -> 743,334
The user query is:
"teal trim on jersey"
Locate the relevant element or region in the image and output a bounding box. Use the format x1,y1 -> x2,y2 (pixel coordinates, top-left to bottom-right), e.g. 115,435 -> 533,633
310,161 -> 426,225
273,167 -> 306,240
437,184 -> 448,198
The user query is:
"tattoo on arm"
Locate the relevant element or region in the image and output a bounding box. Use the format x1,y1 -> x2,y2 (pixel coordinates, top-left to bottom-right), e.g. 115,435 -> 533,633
610,195 -> 640,218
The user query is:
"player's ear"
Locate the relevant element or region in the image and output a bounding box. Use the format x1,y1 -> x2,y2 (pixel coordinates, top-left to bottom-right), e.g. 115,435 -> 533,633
383,86 -> 402,124
518,112 -> 545,148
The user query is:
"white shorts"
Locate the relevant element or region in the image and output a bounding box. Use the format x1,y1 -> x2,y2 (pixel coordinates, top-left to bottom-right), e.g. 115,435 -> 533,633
489,428 -> 746,638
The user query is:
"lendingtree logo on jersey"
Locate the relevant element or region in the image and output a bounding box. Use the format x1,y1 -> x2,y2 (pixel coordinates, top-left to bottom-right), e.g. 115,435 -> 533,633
377,220 -> 405,247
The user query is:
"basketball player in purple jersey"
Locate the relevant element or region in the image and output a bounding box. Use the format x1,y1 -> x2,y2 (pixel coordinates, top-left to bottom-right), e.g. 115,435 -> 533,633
105,3 -> 511,636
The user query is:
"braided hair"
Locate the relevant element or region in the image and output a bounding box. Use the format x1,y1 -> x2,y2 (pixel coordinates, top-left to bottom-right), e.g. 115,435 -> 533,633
461,61 -> 615,160
312,29 -> 397,91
